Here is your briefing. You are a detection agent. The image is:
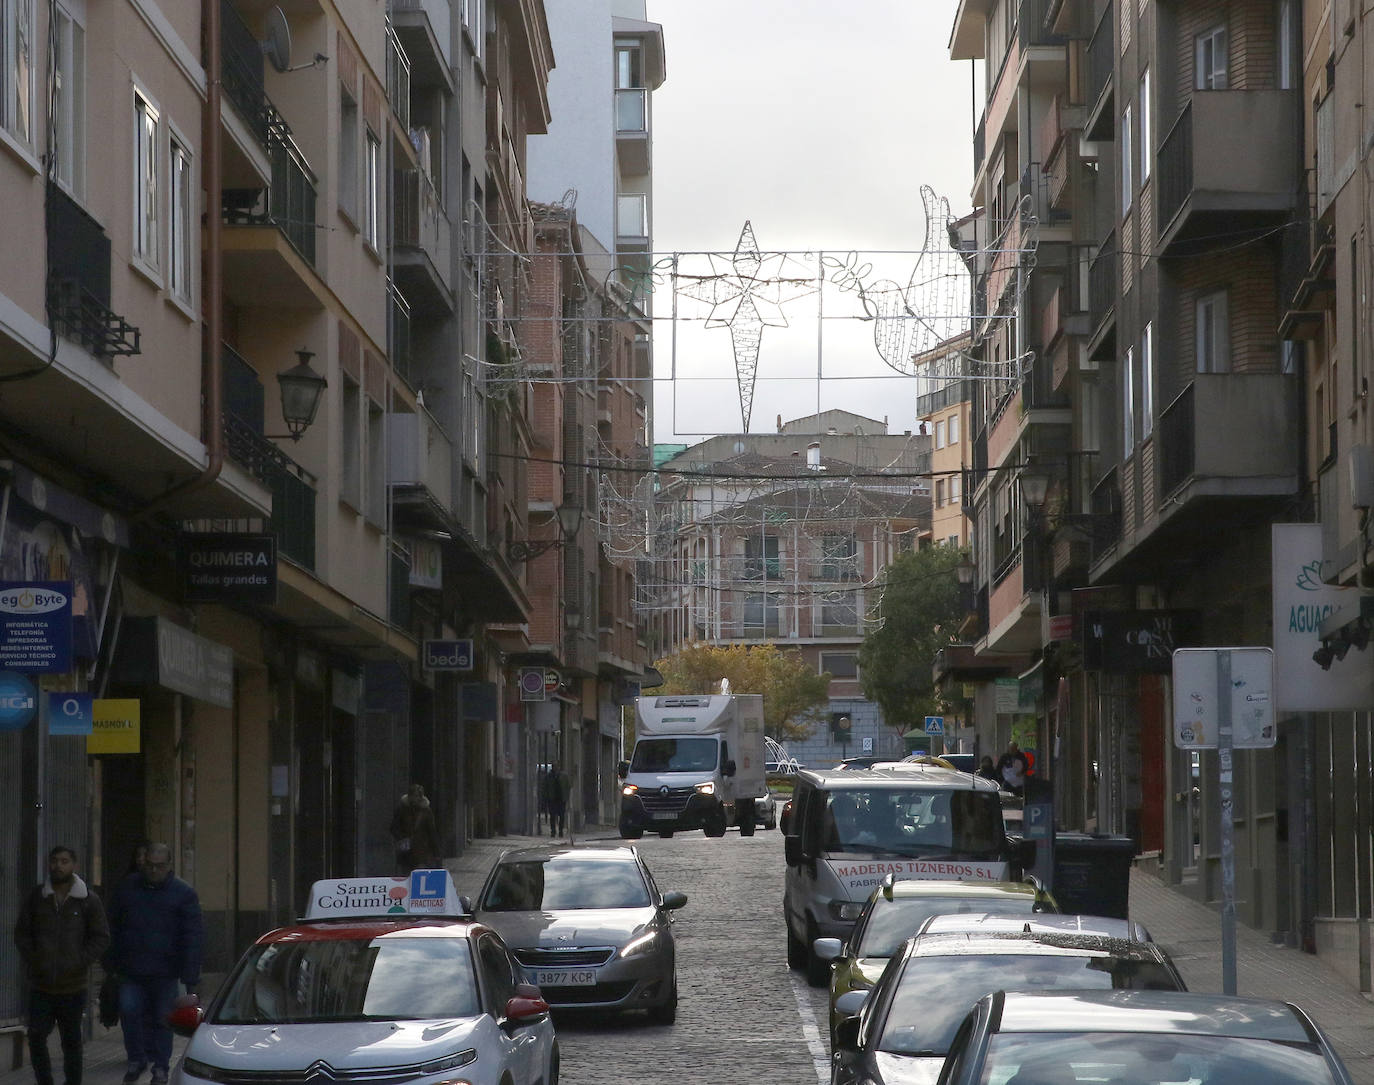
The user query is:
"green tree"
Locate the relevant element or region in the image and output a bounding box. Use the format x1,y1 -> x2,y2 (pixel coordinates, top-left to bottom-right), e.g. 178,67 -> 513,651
857,547 -> 966,734
653,643 -> 831,742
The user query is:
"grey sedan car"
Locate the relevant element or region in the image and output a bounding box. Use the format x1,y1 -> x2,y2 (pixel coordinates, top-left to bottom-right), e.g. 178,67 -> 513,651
474,844 -> 685,1023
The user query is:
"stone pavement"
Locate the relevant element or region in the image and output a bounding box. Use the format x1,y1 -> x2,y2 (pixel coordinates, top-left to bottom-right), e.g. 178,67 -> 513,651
8,828 -> 1374,1085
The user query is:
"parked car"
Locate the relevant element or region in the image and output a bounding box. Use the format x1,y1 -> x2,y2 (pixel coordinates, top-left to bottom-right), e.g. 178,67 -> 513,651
934,990 -> 1355,1085
813,874 -> 1058,1044
754,790 -> 777,829
830,925 -> 1185,1085
918,909 -> 1154,943
168,872 -> 558,1085
474,844 -> 685,1023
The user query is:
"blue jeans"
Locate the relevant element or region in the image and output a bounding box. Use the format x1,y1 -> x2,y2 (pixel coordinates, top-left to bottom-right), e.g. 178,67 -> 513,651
27,990 -> 86,1085
118,977 -> 178,1072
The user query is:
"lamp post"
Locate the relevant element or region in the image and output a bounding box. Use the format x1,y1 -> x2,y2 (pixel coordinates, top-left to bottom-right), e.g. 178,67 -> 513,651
272,350 -> 329,440
506,503 -> 584,563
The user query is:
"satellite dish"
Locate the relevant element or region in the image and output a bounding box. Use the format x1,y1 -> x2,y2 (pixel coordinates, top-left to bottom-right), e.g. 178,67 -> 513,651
261,7 -> 292,73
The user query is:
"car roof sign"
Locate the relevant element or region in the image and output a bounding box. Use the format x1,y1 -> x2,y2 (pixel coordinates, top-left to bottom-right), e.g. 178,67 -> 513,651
303,870 -> 468,920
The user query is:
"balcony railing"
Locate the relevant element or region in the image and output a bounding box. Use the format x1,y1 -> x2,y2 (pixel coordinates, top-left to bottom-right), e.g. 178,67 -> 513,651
223,132 -> 319,265
1316,92 -> 1335,218
1089,229 -> 1117,331
396,168 -> 451,283
220,0 -> 287,150
1157,101 -> 1193,232
46,183 -> 140,357
388,280 -> 412,386
222,411 -> 317,570
1087,2 -> 1114,118
615,88 -> 647,133
1018,0 -> 1067,48
386,24 -> 411,133
1089,466 -> 1122,551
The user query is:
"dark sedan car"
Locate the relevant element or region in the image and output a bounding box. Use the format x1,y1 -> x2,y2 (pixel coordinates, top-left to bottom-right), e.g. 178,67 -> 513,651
831,928 -> 1185,1085
934,989 -> 1355,1085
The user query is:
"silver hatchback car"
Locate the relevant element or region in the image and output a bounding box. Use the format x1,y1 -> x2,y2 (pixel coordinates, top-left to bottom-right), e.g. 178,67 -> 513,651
473,844 -> 686,1023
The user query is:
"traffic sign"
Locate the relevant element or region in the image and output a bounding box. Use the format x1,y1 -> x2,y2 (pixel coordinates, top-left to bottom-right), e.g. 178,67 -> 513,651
519,668 -> 546,702
924,715 -> 944,735
1172,647 -> 1275,749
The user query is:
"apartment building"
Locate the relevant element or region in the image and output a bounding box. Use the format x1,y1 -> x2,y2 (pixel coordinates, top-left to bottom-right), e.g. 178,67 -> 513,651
916,332 -> 975,549
650,411 -> 929,763
947,0 -> 1373,985
0,0 -> 565,1013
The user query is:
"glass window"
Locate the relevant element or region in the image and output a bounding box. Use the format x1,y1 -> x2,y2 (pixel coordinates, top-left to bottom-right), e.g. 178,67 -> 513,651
364,129 -> 380,248
1196,291 -> 1230,373
856,894 -> 1041,957
341,374 -> 362,506
367,396 -> 385,523
950,475 -> 961,503
1,0 -> 33,144
461,0 -> 483,60
629,737 -> 718,774
474,936 -> 516,1014
615,44 -> 641,89
53,5 -> 83,194
133,90 -> 159,268
1122,345 -> 1135,453
820,652 -> 858,679
212,936 -> 480,1023
169,137 -> 193,303
935,479 -> 946,507
1196,26 -> 1229,90
1141,324 -> 1154,440
1121,102 -> 1133,212
480,858 -> 651,911
820,788 -> 1004,858
1139,68 -> 1151,183
339,89 -> 358,220
935,419 -> 946,449
947,414 -> 959,444
1279,1 -> 1296,90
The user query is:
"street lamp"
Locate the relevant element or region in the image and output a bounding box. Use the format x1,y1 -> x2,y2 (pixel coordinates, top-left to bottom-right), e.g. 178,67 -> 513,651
272,350 -> 328,440
506,503 -> 584,563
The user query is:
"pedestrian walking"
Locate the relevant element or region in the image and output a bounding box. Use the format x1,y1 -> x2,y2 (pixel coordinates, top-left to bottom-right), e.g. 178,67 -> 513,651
997,741 -> 1030,796
14,846 -> 110,1085
105,843 -> 203,1085
390,783 -> 441,872
976,755 -> 1000,782
543,763 -> 569,837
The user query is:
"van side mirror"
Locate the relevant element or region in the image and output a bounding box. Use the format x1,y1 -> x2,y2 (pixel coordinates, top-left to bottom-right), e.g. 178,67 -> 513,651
784,835 -> 802,867
722,759 -> 737,778
617,760 -> 629,779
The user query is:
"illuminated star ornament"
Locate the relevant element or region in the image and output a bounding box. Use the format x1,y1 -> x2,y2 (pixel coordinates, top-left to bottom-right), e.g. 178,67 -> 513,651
678,221 -> 813,431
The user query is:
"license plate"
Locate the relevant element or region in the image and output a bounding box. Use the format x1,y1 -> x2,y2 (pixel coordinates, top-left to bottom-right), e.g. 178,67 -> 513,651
652,811 -> 676,820
535,969 -> 596,986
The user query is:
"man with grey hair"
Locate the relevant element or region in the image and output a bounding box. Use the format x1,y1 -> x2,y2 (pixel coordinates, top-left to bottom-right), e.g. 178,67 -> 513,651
105,844 -> 203,1085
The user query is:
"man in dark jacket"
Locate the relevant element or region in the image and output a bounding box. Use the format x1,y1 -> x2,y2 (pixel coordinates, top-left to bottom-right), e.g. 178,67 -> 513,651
106,843 -> 203,1085
14,846 -> 110,1085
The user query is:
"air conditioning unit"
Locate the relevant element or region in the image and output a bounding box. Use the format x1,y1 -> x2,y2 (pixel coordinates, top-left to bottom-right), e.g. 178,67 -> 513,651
1351,444 -> 1374,509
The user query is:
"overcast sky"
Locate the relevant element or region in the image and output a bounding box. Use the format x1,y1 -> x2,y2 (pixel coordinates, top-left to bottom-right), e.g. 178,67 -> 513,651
644,0 -> 975,444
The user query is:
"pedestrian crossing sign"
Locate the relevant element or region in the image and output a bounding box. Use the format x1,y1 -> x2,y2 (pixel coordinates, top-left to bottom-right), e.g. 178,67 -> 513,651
924,715 -> 944,735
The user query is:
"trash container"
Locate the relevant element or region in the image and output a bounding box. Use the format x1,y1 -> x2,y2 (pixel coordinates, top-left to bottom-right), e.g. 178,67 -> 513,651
1052,832 -> 1135,919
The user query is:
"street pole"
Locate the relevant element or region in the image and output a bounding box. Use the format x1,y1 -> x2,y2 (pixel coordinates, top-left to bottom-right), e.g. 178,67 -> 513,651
1218,650 -> 1237,995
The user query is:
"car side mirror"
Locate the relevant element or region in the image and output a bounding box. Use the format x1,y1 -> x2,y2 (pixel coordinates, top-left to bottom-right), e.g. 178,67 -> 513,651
835,989 -> 868,1019
167,999 -> 203,1037
661,890 -> 688,910
722,759 -> 737,778
505,984 -> 550,1027
617,760 -> 630,779
784,835 -> 802,867
813,937 -> 843,961
834,1012 -> 862,1052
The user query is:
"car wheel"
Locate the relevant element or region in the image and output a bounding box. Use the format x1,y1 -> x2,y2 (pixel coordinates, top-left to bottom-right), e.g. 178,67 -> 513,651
619,821 -> 642,840
805,926 -> 830,987
648,978 -> 677,1025
658,829 -> 674,838
786,925 -> 807,969
765,812 -> 776,830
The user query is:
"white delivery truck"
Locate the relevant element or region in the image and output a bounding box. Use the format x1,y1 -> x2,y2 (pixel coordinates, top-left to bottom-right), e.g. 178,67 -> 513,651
618,694 -> 768,839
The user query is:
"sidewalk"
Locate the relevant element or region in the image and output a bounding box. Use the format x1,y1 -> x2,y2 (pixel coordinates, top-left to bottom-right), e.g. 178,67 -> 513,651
1129,866 -> 1374,1083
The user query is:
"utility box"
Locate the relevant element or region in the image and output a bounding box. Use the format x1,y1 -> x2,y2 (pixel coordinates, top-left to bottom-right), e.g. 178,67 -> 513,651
1052,832 -> 1135,920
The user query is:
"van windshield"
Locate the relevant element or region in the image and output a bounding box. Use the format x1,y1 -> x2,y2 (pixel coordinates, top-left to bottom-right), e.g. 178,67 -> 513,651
823,788 -> 1004,858
630,737 -> 718,773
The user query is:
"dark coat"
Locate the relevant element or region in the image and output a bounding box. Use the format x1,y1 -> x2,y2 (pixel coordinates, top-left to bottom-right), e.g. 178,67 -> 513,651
106,872 -> 204,986
14,875 -> 110,994
390,793 -> 441,870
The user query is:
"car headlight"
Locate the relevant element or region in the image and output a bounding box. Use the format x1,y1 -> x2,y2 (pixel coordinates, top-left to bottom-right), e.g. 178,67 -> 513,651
622,784 -> 639,796
619,930 -> 660,958
827,899 -> 865,921
420,1049 -> 477,1075
694,781 -> 715,796
182,1060 -> 227,1083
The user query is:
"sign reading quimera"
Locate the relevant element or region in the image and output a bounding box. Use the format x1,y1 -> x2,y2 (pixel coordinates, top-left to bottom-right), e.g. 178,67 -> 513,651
181,534 -> 277,604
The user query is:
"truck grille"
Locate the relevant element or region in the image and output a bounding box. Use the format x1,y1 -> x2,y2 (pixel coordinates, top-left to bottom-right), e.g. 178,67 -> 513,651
637,786 -> 695,814
513,947 -> 615,967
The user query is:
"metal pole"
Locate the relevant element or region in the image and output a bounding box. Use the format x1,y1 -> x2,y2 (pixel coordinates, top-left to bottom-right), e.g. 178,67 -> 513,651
1218,649 -> 1238,994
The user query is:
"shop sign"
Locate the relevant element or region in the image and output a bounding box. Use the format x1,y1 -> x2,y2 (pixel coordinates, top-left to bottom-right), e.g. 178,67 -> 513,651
408,539 -> 443,589
87,698 -> 140,754
180,534 -> 276,604
423,639 -> 473,671
0,581 -> 72,673
1080,609 -> 1200,673
49,691 -> 92,735
0,670 -> 37,730
155,620 -> 233,708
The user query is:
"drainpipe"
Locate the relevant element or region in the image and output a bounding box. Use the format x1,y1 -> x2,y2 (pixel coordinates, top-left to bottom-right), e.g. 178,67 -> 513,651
136,0 -> 223,520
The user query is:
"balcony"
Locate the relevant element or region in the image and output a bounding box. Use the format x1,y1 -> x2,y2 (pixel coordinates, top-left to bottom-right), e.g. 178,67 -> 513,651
386,25 -> 411,133
1020,161 -> 1070,232
1084,1 -> 1114,141
615,88 -> 650,174
394,168 -> 454,313
46,184 -> 140,357
389,409 -> 455,527
388,0 -> 453,92
616,193 -> 649,247
1156,375 -> 1298,505
222,411 -> 317,570
1156,92 -> 1299,254
388,281 -> 413,388
1087,229 -> 1116,360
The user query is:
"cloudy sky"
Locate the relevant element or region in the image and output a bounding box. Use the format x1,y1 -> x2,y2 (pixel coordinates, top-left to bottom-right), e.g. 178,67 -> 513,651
643,0 -> 975,443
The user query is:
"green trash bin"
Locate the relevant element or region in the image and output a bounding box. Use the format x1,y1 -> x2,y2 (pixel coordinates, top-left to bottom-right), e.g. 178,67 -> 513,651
1053,832 -> 1135,919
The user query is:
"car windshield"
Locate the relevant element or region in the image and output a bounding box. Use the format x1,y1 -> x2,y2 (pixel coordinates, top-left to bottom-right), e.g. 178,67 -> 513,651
630,737 -> 717,773
212,936 -> 479,1024
878,952 -> 1182,1057
856,895 -> 1038,957
976,1031 -> 1335,1085
823,789 -> 1004,858
481,858 -> 651,910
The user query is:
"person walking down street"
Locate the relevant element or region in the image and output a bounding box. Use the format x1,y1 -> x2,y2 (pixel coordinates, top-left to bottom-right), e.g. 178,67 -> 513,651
543,763 -> 569,838
390,784 -> 441,872
997,741 -> 1030,796
14,846 -> 110,1085
105,843 -> 203,1085
976,755 -> 1000,782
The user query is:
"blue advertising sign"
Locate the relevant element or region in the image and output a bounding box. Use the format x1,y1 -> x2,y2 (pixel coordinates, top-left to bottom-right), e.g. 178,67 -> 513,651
49,692 -> 93,735
422,639 -> 474,672
0,671 -> 38,731
0,581 -> 73,673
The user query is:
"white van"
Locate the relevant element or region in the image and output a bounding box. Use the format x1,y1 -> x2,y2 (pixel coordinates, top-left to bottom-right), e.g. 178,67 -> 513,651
782,764 -> 1032,985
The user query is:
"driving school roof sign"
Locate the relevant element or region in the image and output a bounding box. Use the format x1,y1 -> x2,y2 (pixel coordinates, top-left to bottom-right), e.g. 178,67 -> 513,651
304,870 -> 465,920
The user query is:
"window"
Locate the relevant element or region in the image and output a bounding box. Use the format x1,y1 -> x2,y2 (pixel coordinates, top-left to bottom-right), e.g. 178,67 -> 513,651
338,88 -> 358,221
950,474 -> 961,504
947,413 -> 959,444
169,135 -> 193,304
461,0 -> 484,60
1141,323 -> 1154,440
820,653 -> 858,680
52,5 -> 84,194
1121,101 -> 1133,212
821,591 -> 857,633
364,129 -> 380,248
935,419 -> 946,449
615,44 -> 641,88
341,374 -> 361,508
133,89 -> 159,270
1352,235 -> 1363,396
935,479 -> 946,507
367,395 -> 385,525
1279,1 -> 1296,90
1196,291 -> 1230,373
1,0 -> 33,144
1139,68 -> 1151,183
1122,345 -> 1135,453
1196,26 -> 1228,90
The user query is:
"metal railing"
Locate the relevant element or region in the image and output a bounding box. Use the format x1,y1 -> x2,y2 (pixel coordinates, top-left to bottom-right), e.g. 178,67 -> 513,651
1089,229 -> 1117,331
1157,100 -> 1193,232
1089,466 -> 1122,550
386,24 -> 411,133
220,0 -> 287,150
1158,382 -> 1195,497
46,183 -> 140,357
222,132 -> 319,266
1019,0 -> 1067,48
388,280 -> 412,386
1087,1 -> 1114,114
396,168 -> 451,278
614,88 -> 647,133
222,411 -> 318,570
47,278 -> 141,358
